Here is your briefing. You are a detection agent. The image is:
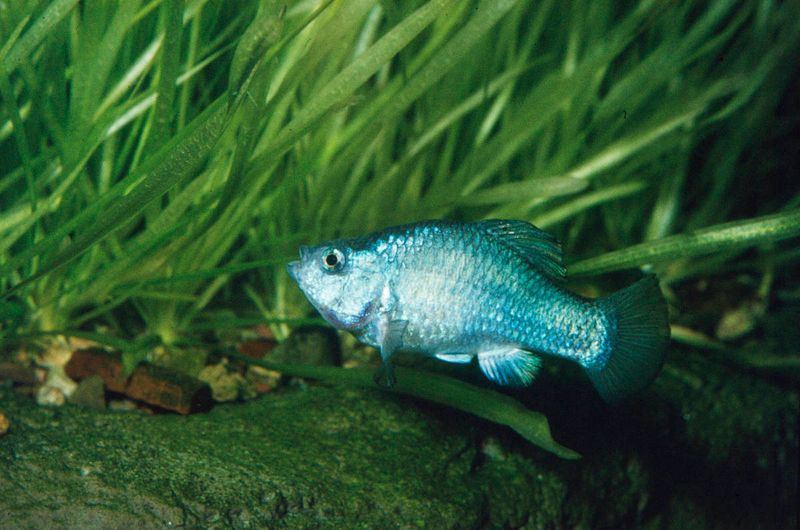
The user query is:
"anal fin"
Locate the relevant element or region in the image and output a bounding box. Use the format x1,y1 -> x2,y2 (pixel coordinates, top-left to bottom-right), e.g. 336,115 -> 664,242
434,352 -> 474,364
478,346 -> 541,387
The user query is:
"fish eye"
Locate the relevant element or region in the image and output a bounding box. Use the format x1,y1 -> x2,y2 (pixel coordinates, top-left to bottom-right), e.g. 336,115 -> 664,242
321,248 -> 345,272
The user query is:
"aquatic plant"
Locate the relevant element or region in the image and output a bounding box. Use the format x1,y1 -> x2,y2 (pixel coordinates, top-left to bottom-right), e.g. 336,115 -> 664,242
1,1 -> 798,453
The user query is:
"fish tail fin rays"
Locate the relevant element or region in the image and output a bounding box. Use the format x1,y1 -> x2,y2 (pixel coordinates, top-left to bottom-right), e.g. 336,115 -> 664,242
478,347 -> 541,387
587,275 -> 670,402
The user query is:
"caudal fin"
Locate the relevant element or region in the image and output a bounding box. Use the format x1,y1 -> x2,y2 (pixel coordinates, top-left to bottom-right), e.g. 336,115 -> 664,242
588,275 -> 670,402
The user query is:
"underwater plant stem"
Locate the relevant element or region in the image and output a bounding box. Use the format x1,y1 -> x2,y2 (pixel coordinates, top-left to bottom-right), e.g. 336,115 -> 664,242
568,209 -> 800,276
226,352 -> 580,459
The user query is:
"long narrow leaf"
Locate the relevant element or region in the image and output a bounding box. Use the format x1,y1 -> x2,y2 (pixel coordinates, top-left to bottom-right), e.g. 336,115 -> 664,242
457,177 -> 587,207
569,209 -> 800,276
0,0 -> 80,77
249,0 -> 455,164
533,181 -> 647,228
228,352 -> 580,459
0,97 -> 229,295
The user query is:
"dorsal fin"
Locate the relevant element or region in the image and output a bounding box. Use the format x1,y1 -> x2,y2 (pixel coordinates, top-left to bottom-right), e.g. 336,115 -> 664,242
477,219 -> 565,279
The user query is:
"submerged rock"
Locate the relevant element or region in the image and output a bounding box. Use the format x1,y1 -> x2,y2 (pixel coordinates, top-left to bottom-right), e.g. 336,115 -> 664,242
198,362 -> 256,402
266,325 -> 342,367
0,349 -> 796,529
0,384 -> 481,528
68,375 -> 106,410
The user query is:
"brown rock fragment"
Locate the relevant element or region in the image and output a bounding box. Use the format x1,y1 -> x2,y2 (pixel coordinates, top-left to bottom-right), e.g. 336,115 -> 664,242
65,349 -> 212,415
124,363 -> 213,415
0,362 -> 38,385
65,349 -> 128,392
237,339 -> 277,359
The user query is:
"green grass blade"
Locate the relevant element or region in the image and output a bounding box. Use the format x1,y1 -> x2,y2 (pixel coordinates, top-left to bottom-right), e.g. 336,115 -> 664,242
404,63 -> 532,160
0,13 -> 30,72
0,0 -> 80,77
250,0 -> 455,163
0,76 -> 36,216
0,96 -> 229,295
228,352 -> 580,459
534,181 -> 648,228
186,317 -> 326,332
446,5 -> 653,200
69,1 -> 142,133
5,329 -> 134,353
147,0 -> 183,149
568,209 -> 800,276
457,177 -> 587,207
111,258 -> 292,289
334,0 -> 522,152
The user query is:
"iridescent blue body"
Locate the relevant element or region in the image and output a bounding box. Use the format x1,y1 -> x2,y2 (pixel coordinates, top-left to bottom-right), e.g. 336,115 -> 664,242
288,220 -> 669,401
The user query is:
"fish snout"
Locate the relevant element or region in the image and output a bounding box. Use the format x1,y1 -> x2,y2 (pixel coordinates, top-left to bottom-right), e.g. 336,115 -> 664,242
287,260 -> 301,282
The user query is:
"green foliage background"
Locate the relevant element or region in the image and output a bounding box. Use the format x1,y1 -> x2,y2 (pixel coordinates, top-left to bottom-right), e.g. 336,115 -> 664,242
1,0 -> 799,360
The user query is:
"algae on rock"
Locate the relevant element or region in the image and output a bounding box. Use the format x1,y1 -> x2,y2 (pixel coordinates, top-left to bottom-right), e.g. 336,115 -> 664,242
0,350 -> 797,529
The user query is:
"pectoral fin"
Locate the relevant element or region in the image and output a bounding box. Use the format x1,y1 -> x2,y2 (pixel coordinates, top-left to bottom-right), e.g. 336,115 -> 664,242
380,319 -> 407,360
373,319 -> 408,388
477,346 -> 541,387
373,363 -> 396,388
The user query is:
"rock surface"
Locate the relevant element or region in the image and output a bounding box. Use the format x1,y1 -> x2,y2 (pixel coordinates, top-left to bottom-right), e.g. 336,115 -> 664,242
0,350 -> 797,529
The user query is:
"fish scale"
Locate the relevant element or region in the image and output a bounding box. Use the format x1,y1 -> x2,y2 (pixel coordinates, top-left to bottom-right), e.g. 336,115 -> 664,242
288,219 -> 669,401
376,222 -> 600,360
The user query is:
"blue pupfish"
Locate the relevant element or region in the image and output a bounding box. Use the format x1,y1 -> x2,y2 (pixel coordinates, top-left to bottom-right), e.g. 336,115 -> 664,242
287,220 -> 670,401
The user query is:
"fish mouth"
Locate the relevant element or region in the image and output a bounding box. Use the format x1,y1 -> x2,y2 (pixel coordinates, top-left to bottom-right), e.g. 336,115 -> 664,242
288,246 -> 312,282
287,260 -> 301,282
